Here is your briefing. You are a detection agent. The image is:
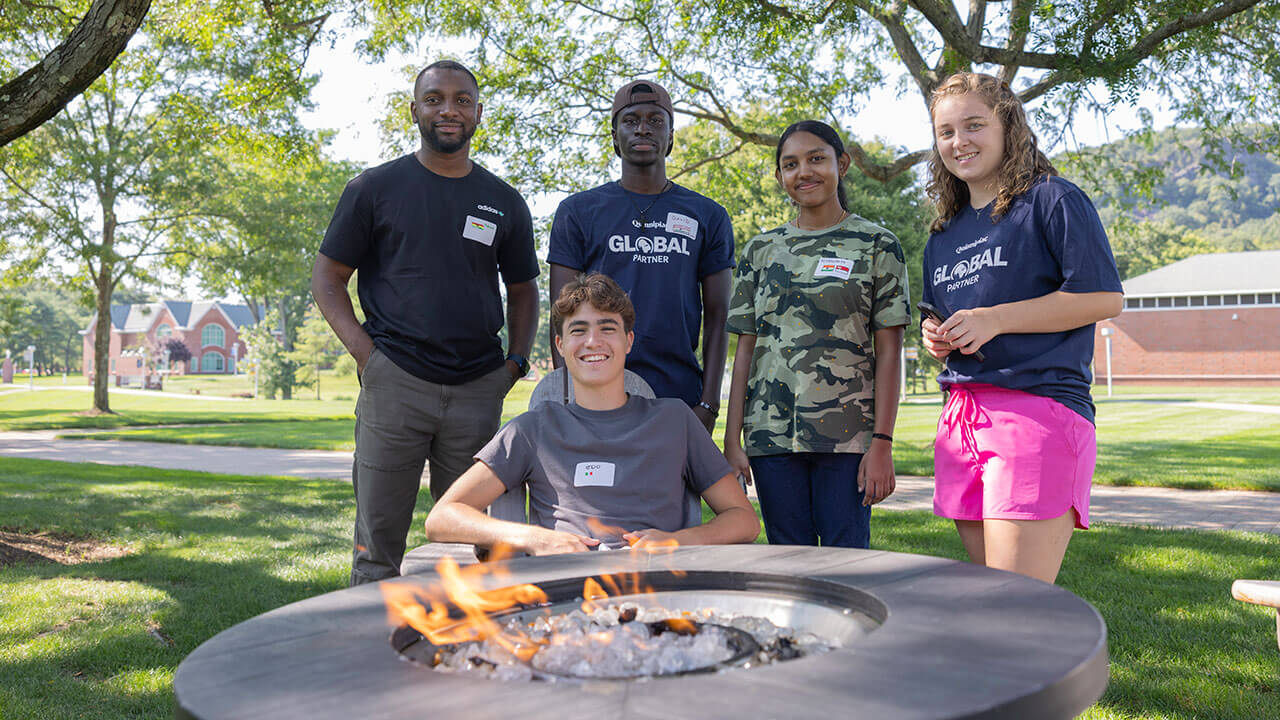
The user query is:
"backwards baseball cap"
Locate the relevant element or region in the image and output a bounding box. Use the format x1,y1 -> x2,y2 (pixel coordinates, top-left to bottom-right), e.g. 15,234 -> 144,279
611,80 -> 674,123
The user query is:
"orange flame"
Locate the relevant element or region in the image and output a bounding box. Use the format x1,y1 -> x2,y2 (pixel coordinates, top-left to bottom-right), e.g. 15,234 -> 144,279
663,616 -> 697,634
382,546 -> 549,662
581,577 -> 611,613
384,527 -> 694,667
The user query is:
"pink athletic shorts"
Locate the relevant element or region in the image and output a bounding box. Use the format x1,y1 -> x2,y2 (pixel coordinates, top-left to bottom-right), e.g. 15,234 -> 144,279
933,384 -> 1096,529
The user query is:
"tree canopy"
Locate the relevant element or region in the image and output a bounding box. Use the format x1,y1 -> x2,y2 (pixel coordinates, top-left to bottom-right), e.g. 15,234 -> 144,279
354,0 -> 1279,190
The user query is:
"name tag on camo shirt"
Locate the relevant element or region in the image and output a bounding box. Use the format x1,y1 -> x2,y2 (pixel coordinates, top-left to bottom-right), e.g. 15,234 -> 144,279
574,461 -> 616,487
815,257 -> 853,280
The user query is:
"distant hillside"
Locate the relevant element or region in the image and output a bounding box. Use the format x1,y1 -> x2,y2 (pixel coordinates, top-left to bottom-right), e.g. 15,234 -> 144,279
1058,127 -> 1280,277
1064,126 -> 1280,231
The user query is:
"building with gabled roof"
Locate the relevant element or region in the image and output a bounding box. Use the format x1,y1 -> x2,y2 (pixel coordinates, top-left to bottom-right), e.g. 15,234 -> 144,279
1094,250 -> 1280,383
82,300 -> 262,383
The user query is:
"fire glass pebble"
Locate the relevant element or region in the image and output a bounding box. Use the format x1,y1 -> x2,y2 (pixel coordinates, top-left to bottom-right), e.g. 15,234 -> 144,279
427,602 -> 833,681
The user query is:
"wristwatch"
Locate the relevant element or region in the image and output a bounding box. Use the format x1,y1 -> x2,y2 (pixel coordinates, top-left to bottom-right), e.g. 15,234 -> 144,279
506,353 -> 530,378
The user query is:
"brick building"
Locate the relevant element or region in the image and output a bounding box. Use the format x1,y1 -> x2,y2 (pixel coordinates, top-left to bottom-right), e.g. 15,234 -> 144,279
1094,250 -> 1280,383
82,300 -> 261,384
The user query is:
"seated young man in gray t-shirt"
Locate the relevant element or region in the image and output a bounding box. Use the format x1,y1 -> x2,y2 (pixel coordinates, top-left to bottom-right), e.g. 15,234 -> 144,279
425,273 -> 759,554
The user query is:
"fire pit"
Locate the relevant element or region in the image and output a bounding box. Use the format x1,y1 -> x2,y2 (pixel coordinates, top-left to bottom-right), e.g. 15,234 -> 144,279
174,546 -> 1108,719
387,566 -> 880,681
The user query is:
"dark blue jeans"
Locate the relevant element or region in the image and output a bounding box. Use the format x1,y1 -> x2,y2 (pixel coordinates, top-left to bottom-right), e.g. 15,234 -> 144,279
749,452 -> 870,548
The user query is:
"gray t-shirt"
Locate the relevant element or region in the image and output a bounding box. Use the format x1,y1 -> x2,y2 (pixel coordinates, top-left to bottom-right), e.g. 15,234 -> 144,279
475,396 -> 733,548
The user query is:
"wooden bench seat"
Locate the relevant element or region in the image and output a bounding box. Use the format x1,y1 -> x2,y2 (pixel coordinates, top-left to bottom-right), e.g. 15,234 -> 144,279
401,543 -> 481,576
1231,580 -> 1280,651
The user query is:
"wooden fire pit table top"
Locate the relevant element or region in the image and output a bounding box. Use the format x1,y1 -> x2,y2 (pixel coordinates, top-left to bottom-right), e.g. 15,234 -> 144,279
173,545 -> 1108,720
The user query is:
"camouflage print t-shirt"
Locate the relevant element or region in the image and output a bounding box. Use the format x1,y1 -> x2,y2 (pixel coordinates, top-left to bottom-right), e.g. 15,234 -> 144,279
727,213 -> 911,456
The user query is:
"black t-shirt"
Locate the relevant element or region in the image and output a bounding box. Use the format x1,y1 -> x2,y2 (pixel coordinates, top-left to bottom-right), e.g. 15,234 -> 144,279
320,155 -> 538,385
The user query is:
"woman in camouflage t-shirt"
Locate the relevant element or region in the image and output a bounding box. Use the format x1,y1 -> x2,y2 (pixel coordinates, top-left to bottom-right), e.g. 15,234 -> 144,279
723,121 -> 912,548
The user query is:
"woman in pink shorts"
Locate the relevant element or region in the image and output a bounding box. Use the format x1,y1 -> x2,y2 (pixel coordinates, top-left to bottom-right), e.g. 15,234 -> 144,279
919,72 -> 1124,584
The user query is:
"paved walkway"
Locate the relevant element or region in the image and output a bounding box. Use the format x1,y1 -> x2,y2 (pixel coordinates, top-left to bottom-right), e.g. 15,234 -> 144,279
1,429 -> 1278,534
0,430 -> 351,479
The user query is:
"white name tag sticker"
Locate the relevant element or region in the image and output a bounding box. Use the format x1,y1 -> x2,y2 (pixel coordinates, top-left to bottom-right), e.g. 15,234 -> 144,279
814,257 -> 854,280
462,215 -> 497,246
666,212 -> 698,239
574,461 -> 616,488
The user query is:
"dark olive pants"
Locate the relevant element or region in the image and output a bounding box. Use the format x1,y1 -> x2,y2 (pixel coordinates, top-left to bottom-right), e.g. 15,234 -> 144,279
349,349 -> 513,585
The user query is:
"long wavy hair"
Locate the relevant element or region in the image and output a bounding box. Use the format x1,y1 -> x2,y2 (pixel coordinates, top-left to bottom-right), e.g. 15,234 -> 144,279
925,72 -> 1056,233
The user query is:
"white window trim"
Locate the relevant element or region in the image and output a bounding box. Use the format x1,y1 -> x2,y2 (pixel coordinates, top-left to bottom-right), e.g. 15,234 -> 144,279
201,351 -> 225,373
201,324 -> 226,348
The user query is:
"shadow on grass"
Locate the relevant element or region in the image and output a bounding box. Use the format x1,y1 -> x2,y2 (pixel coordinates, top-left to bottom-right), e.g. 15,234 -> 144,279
62,419 -> 358,451
0,552 -> 350,719
0,458 -> 444,720
1062,525 -> 1280,719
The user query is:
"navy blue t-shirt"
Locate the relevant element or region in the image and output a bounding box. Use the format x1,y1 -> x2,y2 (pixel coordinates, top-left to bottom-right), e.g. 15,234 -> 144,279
921,176 -> 1122,422
547,182 -> 735,406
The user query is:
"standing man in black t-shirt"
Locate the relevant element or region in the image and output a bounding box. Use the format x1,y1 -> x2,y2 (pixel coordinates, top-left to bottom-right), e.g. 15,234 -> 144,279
312,60 -> 539,586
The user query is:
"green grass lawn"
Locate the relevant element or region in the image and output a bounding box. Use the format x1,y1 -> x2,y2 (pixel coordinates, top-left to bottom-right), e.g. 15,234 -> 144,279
2,457 -> 1277,719
0,389 -> 356,431
55,381 -> 537,451
1097,384 -> 1280,405
8,369 -> 363,401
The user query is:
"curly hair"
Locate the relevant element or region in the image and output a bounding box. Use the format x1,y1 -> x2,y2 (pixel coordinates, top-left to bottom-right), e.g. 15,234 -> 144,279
925,72 -> 1057,233
552,272 -> 636,337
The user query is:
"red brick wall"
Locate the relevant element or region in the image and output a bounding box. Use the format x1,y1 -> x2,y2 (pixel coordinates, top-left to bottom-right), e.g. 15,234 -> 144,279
81,324 -> 123,379
191,312 -> 241,374
1094,306 -> 1280,379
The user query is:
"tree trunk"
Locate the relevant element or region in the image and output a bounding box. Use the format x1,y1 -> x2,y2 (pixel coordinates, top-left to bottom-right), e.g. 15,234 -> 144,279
92,272 -> 114,412
0,0 -> 152,147
91,205 -> 119,413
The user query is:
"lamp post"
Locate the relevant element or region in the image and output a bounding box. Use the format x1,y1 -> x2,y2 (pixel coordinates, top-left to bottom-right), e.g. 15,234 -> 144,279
1099,327 -> 1114,398
24,345 -> 35,390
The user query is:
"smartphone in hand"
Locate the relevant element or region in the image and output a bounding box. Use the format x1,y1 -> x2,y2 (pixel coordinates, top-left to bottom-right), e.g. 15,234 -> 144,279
918,301 -> 986,362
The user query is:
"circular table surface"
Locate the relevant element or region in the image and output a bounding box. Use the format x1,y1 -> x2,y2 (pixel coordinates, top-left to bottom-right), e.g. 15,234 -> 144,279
174,545 -> 1108,720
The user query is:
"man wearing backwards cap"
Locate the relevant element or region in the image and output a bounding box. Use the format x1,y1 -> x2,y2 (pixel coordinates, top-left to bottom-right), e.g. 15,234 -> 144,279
547,80 -> 734,433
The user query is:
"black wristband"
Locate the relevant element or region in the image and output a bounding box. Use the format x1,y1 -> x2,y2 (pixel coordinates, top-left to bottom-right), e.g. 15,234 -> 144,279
697,400 -> 719,415
871,432 -> 893,443
506,353 -> 530,378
